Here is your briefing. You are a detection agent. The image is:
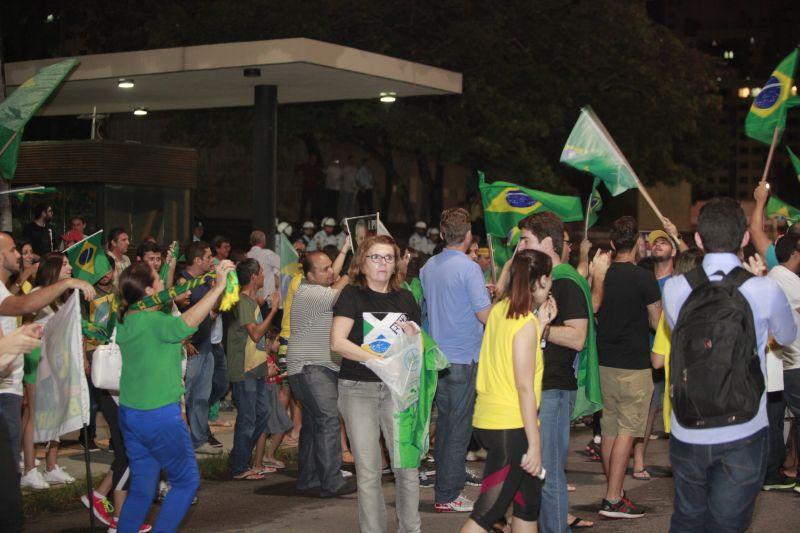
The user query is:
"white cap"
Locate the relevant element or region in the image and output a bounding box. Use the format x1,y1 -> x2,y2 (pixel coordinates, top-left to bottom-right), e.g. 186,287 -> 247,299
302,220 -> 315,230
428,227 -> 440,235
322,217 -> 336,227
415,221 -> 427,230
277,222 -> 293,237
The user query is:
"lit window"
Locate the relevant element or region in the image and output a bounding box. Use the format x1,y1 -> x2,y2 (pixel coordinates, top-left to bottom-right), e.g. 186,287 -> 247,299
738,87 -> 750,98
724,50 -> 735,59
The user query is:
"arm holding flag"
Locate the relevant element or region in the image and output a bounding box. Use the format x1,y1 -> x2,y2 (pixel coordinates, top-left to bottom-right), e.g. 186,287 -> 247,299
748,181 -> 773,263
180,261 -> 235,328
0,278 -> 95,317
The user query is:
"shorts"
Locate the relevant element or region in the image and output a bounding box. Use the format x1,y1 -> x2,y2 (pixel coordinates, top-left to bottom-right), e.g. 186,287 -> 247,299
23,348 -> 42,385
265,383 -> 293,435
470,428 -> 542,529
599,366 -> 653,438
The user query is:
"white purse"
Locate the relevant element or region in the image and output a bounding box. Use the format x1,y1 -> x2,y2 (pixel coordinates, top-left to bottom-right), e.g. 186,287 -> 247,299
91,328 -> 122,391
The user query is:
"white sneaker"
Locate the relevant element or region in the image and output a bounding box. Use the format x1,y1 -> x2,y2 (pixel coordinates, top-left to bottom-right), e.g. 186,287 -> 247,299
20,468 -> 50,490
42,465 -> 76,485
19,454 -> 41,471
340,470 -> 353,478
434,494 -> 474,513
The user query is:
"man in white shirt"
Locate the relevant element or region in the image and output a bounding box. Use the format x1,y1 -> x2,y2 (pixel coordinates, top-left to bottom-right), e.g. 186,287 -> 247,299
308,218 -> 345,252
356,158 -> 374,214
409,222 -> 433,254
247,230 -> 281,303
338,156 -> 358,219
325,156 -> 343,215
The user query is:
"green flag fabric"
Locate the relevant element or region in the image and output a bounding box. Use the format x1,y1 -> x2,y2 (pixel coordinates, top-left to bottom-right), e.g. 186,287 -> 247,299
788,147 -> 800,183
745,49 -> 799,145
8,186 -> 57,199
65,230 -> 111,285
552,263 -> 603,419
159,243 -> 181,284
0,59 -> 79,180
586,178 -> 604,228
478,171 -> 583,238
278,233 -> 300,276
766,195 -> 800,225
560,106 -> 639,197
489,234 -> 514,272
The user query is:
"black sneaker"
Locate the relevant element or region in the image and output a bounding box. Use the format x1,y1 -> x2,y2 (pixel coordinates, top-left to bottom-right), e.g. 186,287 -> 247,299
763,475 -> 796,491
208,435 -> 224,448
465,468 -> 482,487
320,480 -> 358,498
598,497 -> 645,519
419,472 -> 435,488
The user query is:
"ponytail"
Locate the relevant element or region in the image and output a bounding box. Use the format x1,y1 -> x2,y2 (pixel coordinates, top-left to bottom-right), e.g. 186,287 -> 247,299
117,262 -> 156,324
505,249 -> 552,319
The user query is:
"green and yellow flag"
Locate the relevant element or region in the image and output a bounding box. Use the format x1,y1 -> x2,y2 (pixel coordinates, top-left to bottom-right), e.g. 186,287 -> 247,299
745,49 -> 799,145
478,171 -> 583,238
788,147 -> 800,183
766,195 -> 800,225
0,59 -> 79,180
587,178 -> 604,228
65,230 -> 111,285
278,233 -> 301,276
560,106 -> 639,197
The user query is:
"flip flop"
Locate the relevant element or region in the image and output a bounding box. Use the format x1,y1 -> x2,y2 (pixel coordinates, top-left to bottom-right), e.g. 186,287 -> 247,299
262,459 -> 286,469
233,470 -> 265,481
632,469 -> 651,481
567,484 -> 576,492
569,516 -> 594,528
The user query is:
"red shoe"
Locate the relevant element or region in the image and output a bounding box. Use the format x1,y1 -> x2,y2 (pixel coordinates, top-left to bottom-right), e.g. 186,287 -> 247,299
107,518 -> 153,532
79,492 -> 113,526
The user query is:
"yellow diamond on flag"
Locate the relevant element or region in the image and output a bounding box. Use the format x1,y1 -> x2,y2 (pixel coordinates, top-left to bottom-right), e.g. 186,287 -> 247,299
76,240 -> 97,275
485,187 -> 543,216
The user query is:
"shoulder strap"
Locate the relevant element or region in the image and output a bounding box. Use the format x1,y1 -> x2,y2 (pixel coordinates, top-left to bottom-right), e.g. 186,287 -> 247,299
723,266 -> 753,289
684,266 -> 709,290
110,327 -> 118,344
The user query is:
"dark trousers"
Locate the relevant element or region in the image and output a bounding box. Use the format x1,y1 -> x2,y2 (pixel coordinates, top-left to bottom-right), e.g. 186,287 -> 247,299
765,391 -> 787,484
324,189 -> 339,218
288,366 -> 345,493
229,377 -> 269,476
0,410 -> 21,532
209,343 -> 229,407
784,369 -> 800,469
669,427 -> 767,533
358,189 -> 373,215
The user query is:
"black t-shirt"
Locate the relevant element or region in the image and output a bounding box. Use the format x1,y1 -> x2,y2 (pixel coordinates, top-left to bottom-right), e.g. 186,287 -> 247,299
596,262 -> 661,370
178,269 -> 213,348
23,222 -> 54,256
333,284 -> 421,382
542,278 -> 589,391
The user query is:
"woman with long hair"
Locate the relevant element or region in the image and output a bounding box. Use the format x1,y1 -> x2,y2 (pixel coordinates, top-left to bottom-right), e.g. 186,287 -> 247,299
331,235 -> 422,532
115,259 -> 234,532
461,250 -> 557,533
20,253 -> 77,489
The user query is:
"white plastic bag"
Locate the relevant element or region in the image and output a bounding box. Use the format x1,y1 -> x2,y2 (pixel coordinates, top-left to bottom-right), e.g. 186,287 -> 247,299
365,331 -> 423,411
91,328 -> 121,392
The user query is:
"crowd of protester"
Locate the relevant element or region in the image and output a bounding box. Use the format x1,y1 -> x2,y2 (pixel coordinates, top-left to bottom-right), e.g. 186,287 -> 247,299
1,186 -> 799,533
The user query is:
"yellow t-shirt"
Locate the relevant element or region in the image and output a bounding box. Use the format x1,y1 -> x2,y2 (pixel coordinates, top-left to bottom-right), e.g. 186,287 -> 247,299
279,271 -> 304,340
652,313 -> 672,433
474,299 -> 543,430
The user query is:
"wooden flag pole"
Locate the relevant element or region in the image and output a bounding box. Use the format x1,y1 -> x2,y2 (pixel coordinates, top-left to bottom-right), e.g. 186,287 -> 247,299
487,235 -> 498,284
759,127 -> 781,184
583,193 -> 593,239
633,178 -> 666,224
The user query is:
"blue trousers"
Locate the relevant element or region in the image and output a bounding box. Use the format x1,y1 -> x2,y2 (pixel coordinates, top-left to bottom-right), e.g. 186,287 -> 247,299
209,343 -> 228,407
185,346 -> 213,448
119,403 -> 199,533
538,389 -> 576,533
229,377 -> 269,476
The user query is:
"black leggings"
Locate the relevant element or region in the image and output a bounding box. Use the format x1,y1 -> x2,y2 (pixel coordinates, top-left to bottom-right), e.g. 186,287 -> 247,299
470,428 -> 542,530
97,391 -> 131,492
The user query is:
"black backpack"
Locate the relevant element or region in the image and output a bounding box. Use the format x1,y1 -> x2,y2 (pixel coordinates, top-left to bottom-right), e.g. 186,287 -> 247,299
670,266 -> 763,429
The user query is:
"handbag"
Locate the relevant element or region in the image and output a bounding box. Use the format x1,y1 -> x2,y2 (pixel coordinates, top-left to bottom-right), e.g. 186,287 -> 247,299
91,327 -> 122,391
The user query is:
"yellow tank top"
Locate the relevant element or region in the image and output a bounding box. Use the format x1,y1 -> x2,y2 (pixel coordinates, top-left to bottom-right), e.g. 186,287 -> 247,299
474,299 -> 544,430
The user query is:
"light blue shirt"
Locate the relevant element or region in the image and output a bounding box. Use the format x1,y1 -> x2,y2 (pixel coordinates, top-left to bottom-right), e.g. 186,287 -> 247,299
663,253 -> 796,445
420,249 -> 491,364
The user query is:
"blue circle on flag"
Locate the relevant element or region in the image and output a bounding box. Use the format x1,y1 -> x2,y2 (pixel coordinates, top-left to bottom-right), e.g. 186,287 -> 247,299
369,340 -> 391,354
506,190 -> 536,209
754,77 -> 781,109
78,247 -> 95,265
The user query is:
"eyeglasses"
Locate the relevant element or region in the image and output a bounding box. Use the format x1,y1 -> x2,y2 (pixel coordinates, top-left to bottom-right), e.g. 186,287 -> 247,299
367,254 -> 395,264
564,240 -> 572,246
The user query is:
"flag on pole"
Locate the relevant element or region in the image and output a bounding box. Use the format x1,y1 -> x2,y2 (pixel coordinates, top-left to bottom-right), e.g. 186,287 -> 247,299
278,233 -> 300,276
587,178 -> 604,228
766,195 -> 800,225
0,59 -> 79,180
788,147 -> 800,183
745,49 -> 799,145
65,230 -> 111,285
159,242 -> 180,284
560,106 -> 640,196
34,290 -> 89,442
478,171 -> 583,238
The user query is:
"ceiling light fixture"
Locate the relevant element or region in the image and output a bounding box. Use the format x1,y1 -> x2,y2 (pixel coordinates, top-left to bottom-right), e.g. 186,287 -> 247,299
133,107 -> 148,116
118,79 -> 135,89
379,91 -> 397,103
243,68 -> 262,78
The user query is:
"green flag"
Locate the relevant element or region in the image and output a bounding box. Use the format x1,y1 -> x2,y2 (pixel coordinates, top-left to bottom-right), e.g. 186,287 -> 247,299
478,171 -> 583,238
587,178 -> 604,228
766,195 -> 800,225
278,233 -> 300,276
745,49 -> 799,145
560,106 -> 639,197
65,230 -> 111,285
159,243 -> 181,284
788,147 -> 800,183
488,234 -> 513,272
0,59 -> 79,180
5,185 -> 57,199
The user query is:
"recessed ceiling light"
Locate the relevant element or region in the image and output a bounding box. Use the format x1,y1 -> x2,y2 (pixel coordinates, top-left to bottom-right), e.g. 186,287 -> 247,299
379,91 -> 397,103
133,107 -> 148,116
118,79 -> 135,89
243,68 -> 262,78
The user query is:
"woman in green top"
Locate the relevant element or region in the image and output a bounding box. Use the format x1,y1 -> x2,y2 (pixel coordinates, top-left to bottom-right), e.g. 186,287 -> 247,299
115,259 -> 234,533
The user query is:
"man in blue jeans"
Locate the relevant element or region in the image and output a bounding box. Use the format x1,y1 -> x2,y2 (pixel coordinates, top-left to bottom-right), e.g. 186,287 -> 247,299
421,208 -> 491,513
516,213 -> 589,532
663,198 -> 796,532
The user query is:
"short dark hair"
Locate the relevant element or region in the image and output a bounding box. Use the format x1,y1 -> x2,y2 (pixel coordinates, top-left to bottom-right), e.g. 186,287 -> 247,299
302,251 -> 328,276
610,216 -> 638,252
136,240 -> 162,259
697,197 -> 747,253
775,233 -> 800,263
518,212 -> 564,256
70,216 -> 86,224
108,227 -> 128,244
211,235 -> 230,252
236,258 -> 261,287
185,241 -> 210,264
440,208 -> 471,246
34,203 -> 51,219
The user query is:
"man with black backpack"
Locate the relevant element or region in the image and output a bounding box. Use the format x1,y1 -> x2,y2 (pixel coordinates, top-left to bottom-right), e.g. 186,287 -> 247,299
663,197 -> 796,532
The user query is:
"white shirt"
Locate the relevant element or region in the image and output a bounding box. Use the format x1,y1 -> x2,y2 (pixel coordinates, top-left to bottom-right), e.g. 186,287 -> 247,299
340,165 -> 358,194
246,245 -> 281,300
0,282 -> 23,396
325,163 -> 342,191
409,234 -> 434,254
768,265 -> 800,370
356,165 -> 374,190
308,230 -> 345,252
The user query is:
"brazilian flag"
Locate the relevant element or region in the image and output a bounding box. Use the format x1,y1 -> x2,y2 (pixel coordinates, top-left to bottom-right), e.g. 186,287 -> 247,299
478,171 -> 583,238
278,233 -> 301,276
766,196 -> 800,225
587,178 -> 604,228
65,230 -> 111,285
745,49 -> 799,145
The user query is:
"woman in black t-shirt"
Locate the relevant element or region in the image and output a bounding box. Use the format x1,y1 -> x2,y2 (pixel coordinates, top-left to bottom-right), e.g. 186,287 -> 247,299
332,235 -> 422,533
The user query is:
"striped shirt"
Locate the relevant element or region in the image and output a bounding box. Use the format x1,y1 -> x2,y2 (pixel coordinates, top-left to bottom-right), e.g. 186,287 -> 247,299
286,282 -> 341,376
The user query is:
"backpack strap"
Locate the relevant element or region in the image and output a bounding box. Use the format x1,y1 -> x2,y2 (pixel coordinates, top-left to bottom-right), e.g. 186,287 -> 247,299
723,266 -> 753,289
684,266 -> 709,290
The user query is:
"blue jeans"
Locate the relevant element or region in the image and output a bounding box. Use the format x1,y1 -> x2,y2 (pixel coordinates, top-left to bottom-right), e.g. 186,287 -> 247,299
0,394 -> 21,472
288,366 -> 344,493
434,362 -> 477,504
784,369 -> 800,468
119,403 -> 199,533
229,377 -> 269,476
185,346 -> 213,448
669,427 -> 767,533
538,389 -> 576,533
209,343 -> 229,407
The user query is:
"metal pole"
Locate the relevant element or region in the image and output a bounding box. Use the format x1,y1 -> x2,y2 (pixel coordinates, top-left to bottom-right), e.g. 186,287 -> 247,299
253,85 -> 278,248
